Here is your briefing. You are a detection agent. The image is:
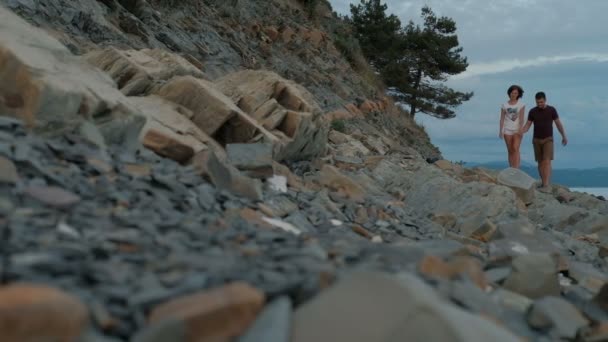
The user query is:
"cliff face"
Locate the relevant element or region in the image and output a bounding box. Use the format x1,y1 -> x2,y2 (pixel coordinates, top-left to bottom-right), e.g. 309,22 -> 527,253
4,0 -> 440,158
2,1 -> 608,342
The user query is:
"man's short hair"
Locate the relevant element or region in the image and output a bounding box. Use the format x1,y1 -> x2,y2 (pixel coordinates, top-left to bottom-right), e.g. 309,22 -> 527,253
507,85 -> 524,99
535,91 -> 546,100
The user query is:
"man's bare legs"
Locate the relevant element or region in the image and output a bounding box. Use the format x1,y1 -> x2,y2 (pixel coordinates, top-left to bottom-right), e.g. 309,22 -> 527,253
538,159 -> 551,187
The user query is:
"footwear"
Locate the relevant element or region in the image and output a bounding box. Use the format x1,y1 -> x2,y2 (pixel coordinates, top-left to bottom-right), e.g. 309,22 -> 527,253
538,185 -> 552,193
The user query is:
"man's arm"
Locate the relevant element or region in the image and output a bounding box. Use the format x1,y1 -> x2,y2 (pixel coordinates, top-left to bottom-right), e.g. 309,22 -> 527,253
555,118 -> 568,146
518,106 -> 526,134
520,120 -> 533,134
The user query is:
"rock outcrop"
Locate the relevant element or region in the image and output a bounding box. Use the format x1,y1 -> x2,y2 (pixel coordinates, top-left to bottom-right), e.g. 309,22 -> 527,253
0,7 -> 145,144
0,1 -> 607,342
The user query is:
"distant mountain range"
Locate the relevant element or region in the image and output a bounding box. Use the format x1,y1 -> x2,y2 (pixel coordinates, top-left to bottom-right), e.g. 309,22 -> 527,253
467,161 -> 608,187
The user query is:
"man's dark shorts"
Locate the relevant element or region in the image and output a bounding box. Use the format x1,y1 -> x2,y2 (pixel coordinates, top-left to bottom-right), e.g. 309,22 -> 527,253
533,137 -> 554,161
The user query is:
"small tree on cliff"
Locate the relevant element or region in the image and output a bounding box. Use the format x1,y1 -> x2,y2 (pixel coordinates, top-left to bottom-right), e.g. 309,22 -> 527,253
350,0 -> 402,69
350,4 -> 473,119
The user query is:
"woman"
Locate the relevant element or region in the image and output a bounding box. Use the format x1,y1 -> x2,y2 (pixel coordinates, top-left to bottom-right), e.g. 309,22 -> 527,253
499,85 -> 526,168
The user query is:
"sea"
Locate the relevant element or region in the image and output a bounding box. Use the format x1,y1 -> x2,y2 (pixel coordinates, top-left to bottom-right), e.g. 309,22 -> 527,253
570,187 -> 608,198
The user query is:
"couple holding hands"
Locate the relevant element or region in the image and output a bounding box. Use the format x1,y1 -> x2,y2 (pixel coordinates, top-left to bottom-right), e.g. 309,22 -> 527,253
499,85 -> 568,192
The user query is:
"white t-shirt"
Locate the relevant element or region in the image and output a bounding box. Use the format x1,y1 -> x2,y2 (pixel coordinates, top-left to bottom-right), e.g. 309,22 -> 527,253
501,101 -> 525,131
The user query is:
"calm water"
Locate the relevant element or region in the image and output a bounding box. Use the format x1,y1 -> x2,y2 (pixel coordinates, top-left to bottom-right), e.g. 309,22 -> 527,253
570,187 -> 608,198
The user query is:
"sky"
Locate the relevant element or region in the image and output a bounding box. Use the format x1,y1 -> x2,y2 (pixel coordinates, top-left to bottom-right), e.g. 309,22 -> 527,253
329,0 -> 608,168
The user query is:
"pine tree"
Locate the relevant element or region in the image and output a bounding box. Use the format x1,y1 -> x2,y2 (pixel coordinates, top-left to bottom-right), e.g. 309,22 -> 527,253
350,4 -> 473,119
349,0 -> 401,69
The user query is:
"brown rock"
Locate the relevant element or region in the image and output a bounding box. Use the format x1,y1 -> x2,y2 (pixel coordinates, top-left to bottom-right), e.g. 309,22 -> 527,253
431,213 -> 458,229
142,129 -> 195,163
261,109 -> 288,131
307,29 -> 325,48
148,282 -> 265,342
214,70 -> 326,161
235,208 -> 274,229
328,130 -> 350,144
434,159 -> 456,171
0,7 -> 145,140
23,185 -> 81,209
470,220 -> 499,243
418,255 -> 488,290
358,99 -> 378,114
319,165 -> 365,203
264,27 -> 279,41
153,76 -> 240,136
324,109 -> 353,124
84,47 -> 205,96
280,27 -> 296,44
123,163 -> 152,178
583,323 -> 608,342
352,224 -> 373,239
131,95 -> 219,154
258,196 -> 298,218
354,206 -> 369,225
251,99 -> 280,121
273,162 -> 305,190
344,103 -> 364,117
0,283 -> 89,342
0,155 -> 18,184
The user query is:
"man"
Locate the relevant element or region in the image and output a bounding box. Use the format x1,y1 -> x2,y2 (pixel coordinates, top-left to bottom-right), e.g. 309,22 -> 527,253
520,91 -> 568,192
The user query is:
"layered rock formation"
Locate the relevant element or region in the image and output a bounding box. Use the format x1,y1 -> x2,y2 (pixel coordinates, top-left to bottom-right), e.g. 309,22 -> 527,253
0,1 -> 607,342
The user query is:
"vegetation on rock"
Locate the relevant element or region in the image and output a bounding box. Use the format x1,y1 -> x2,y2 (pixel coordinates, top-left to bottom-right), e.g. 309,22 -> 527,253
349,0 -> 473,119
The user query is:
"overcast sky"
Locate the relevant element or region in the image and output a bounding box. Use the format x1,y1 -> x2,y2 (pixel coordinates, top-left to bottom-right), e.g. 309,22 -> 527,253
329,0 -> 608,168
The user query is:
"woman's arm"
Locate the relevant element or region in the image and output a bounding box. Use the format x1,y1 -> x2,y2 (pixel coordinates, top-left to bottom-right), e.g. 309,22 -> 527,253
518,106 -> 526,133
499,108 -> 505,138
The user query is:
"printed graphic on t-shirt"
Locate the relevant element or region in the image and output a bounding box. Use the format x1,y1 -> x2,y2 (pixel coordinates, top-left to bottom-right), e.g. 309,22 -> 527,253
506,107 -> 518,121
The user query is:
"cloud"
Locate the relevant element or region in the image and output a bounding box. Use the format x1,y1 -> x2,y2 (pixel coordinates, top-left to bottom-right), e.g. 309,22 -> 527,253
453,53 -> 608,79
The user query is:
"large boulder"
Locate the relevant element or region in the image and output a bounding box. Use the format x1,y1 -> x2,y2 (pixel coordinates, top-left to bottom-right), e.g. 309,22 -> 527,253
130,95 -> 221,162
152,76 -> 278,150
214,70 -> 328,161
497,168 -> 536,205
84,47 -> 206,96
398,161 -> 527,237
292,272 -> 519,342
0,7 -> 144,143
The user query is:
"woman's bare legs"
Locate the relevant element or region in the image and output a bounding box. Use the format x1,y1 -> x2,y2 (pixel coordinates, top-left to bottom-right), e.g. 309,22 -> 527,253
504,134 -> 515,167
511,133 -> 522,168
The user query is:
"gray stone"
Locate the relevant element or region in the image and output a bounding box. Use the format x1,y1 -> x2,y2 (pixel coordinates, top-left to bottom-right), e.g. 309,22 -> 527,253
292,271 -> 520,342
207,151 -> 263,201
226,143 -> 274,177
237,297 -> 292,342
527,296 -> 588,339
0,155 -> 18,184
131,318 -> 187,342
485,267 -> 512,284
491,288 -> 533,313
497,168 -> 536,204
23,185 -> 81,209
261,196 -> 298,218
449,279 -> 503,316
78,121 -> 107,151
503,254 -> 560,299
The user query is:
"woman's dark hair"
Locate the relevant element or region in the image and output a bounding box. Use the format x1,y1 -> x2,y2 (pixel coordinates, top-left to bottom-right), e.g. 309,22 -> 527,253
507,85 -> 524,99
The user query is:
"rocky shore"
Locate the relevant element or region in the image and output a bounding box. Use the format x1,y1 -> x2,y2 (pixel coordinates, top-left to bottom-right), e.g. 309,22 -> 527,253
1,1 -> 608,341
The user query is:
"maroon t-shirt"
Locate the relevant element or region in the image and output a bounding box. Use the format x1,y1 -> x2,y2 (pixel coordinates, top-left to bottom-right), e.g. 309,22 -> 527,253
528,105 -> 559,139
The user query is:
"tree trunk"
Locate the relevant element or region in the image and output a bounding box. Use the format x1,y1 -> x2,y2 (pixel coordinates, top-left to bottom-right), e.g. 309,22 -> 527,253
409,66 -> 423,117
